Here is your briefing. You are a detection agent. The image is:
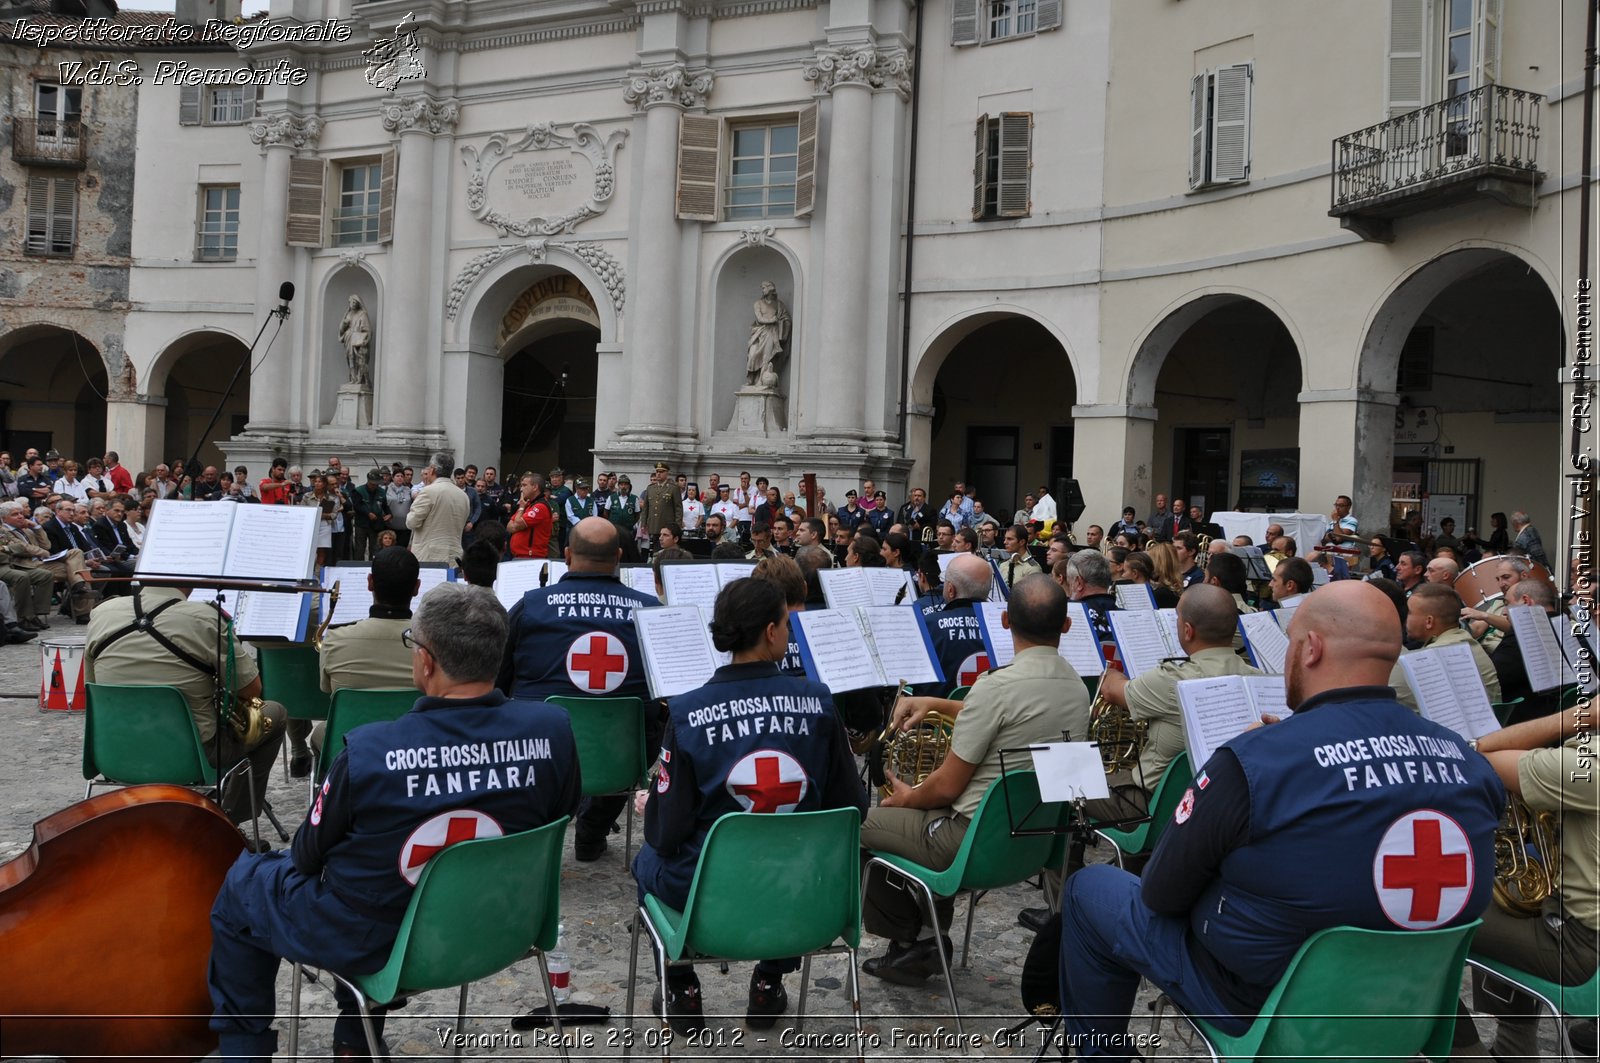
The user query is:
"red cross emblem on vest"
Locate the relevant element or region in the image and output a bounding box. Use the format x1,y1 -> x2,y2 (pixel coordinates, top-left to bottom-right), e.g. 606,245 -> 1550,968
397,809 -> 504,885
1373,810 -> 1474,929
726,750 -> 809,814
957,652 -> 990,688
566,632 -> 628,694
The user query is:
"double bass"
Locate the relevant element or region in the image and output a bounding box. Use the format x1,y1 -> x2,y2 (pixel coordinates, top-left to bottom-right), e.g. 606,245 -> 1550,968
0,785 -> 245,1062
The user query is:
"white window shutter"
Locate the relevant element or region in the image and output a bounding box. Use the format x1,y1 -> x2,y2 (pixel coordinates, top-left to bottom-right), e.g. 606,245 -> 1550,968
996,112 -> 1032,217
793,104 -> 818,218
1387,0 -> 1425,116
285,156 -> 326,247
377,148 -> 396,243
1210,63 -> 1251,183
972,113 -> 990,220
675,114 -> 721,221
1473,0 -> 1501,86
25,175 -> 49,253
1035,0 -> 1062,33
952,0 -> 979,46
1188,73 -> 1207,189
51,177 -> 76,253
179,85 -> 202,126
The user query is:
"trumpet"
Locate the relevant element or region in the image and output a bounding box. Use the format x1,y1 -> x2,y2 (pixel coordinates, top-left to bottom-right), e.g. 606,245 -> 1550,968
1492,794 -> 1561,916
1088,677 -> 1146,775
867,682 -> 955,799
312,580 -> 342,651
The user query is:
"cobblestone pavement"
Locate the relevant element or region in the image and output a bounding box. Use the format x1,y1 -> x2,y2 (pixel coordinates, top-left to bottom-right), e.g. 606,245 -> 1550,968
0,616 -> 1548,1060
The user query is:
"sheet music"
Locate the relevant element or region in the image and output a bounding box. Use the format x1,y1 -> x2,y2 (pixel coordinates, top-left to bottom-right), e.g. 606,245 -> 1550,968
866,567 -> 916,606
189,587 -> 241,617
235,590 -> 311,641
1435,643 -> 1500,739
660,564 -> 722,607
1115,583 -> 1156,610
634,606 -> 719,699
137,500 -> 234,575
936,553 -> 957,576
324,564 -> 450,625
1108,610 -> 1173,679
791,610 -> 883,693
715,562 -> 756,587
985,560 -> 1008,603
1273,604 -> 1298,635
1552,614 -> 1598,694
1239,611 -> 1290,674
222,503 -> 318,580
818,568 -> 874,610
1401,647 -> 1499,741
1508,605 -> 1566,694
1156,609 -> 1187,659
975,601 -> 1016,668
620,565 -> 659,599
1242,674 -> 1290,720
1061,602 -> 1106,677
1177,676 -> 1267,770
1031,743 -> 1110,802
858,606 -> 943,688
494,560 -> 553,611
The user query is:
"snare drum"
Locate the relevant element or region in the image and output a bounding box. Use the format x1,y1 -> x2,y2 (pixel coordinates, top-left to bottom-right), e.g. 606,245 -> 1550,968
39,634 -> 88,712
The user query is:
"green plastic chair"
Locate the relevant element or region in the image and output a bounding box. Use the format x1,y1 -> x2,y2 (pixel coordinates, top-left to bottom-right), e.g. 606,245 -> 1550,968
288,817 -> 572,1062
1150,921 -> 1480,1062
313,688 -> 421,799
864,770 -> 1070,1036
1093,751 -> 1193,867
947,684 -> 972,702
1491,697 -> 1525,725
625,809 -> 864,1061
1467,954 -> 1600,1058
82,682 -> 260,847
257,644 -> 333,779
545,696 -> 648,869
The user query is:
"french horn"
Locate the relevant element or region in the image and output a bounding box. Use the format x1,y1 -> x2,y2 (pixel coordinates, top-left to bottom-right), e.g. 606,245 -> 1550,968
1088,679 -> 1147,775
1492,794 -> 1561,916
867,682 -> 955,798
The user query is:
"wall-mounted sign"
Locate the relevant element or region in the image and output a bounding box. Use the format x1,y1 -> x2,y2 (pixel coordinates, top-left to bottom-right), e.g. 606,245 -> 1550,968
1394,405 -> 1441,444
462,122 -> 627,238
498,275 -> 601,346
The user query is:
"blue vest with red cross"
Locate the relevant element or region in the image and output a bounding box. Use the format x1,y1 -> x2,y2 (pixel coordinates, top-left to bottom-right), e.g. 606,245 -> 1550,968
915,598 -> 988,696
1195,688 -> 1503,990
319,692 -> 580,917
504,570 -> 659,700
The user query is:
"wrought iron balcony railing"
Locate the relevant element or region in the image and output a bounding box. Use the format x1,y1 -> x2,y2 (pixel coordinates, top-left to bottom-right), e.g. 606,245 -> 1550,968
12,117 -> 87,168
1330,85 -> 1542,241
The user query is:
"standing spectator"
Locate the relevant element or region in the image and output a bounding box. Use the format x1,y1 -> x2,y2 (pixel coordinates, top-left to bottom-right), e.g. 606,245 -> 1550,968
259,459 -> 293,504
453,467 -> 481,546
406,454 -> 470,563
507,473 -> 553,560
104,451 -> 133,494
1510,510 -> 1550,569
608,475 -> 640,541
897,487 -> 931,539
386,466 -> 413,547
682,482 -> 705,533
349,470 -> 389,562
938,488 -> 969,531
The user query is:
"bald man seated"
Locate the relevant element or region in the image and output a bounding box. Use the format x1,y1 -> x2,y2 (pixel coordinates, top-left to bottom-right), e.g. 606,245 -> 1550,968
1056,582 -> 1505,1061
1390,582 -> 1500,710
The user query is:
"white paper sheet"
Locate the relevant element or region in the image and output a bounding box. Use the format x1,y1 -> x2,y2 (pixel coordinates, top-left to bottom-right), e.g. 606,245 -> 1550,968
137,500 -> 234,575
792,609 -> 883,693
1178,675 -> 1271,770
715,562 -> 757,587
1061,602 -> 1106,677
1108,610 -> 1173,679
1508,604 -> 1567,694
1401,646 -> 1500,741
860,606 -> 943,688
324,564 -> 450,626
1032,742 -> 1111,802
1239,611 -> 1290,674
976,601 -> 1016,668
621,565 -> 660,599
634,606 -> 720,699
1115,583 -> 1156,610
1552,614 -> 1598,694
235,590 -> 311,641
1273,604 -> 1298,635
818,568 -> 874,610
660,564 -> 723,607
223,504 -> 318,580
494,560 -> 559,611
866,567 -> 917,606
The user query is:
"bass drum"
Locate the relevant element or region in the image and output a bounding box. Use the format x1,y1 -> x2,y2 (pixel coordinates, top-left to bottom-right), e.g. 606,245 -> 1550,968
1455,557 -> 1559,608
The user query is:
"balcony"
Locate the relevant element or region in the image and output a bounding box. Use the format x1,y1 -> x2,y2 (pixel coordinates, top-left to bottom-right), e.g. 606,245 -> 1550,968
12,117 -> 87,169
1329,85 -> 1542,243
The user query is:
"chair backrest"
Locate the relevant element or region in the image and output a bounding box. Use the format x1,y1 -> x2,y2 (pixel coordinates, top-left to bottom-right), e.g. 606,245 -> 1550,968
678,808 -> 862,960
947,685 -> 972,702
256,645 -> 333,722
1491,697 -> 1524,725
359,816 -> 569,1004
544,696 -> 647,796
83,683 -> 213,786
317,688 -> 421,784
936,771 -> 1069,894
1249,922 -> 1479,1062
1143,751 -> 1193,848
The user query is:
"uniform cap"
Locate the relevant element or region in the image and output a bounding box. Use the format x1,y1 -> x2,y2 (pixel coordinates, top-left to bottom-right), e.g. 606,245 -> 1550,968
654,461 -> 669,473
575,477 -> 590,489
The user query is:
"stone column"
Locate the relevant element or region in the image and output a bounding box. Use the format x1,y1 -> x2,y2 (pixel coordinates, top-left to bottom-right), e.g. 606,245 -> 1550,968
378,96 -> 458,438
1070,405 -> 1158,530
245,112 -> 322,431
1298,389 -> 1399,536
616,65 -> 712,445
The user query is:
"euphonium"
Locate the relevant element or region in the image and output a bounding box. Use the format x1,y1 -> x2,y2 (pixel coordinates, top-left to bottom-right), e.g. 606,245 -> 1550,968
1492,794 -> 1561,916
312,580 -> 342,651
867,682 -> 955,798
1088,685 -> 1147,775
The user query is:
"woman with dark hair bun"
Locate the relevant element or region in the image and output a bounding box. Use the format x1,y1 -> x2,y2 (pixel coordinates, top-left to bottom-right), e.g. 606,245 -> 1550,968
633,577 -> 868,1034
882,530 -> 918,572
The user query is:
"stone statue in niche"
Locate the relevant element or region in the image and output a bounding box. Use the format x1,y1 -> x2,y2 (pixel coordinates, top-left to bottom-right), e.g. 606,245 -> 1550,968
339,295 -> 373,388
744,280 -> 791,389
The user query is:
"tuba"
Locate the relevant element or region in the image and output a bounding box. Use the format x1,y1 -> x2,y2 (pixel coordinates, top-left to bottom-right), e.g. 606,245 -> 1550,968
1088,678 -> 1147,775
1492,794 -> 1561,916
867,682 -> 954,798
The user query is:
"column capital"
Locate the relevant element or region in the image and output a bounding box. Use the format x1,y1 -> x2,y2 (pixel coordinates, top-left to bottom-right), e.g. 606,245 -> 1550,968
623,63 -> 715,111
380,94 -> 460,136
247,111 -> 324,154
803,45 -> 912,98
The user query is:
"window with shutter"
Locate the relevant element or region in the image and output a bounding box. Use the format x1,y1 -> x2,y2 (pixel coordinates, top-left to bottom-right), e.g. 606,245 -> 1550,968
1387,0 -> 1425,117
972,113 -> 990,220
333,160 -> 383,246
1188,73 -> 1206,189
676,114 -> 722,221
724,120 -> 801,220
951,0 -> 979,46
285,156 -> 326,248
1473,0 -> 1501,86
996,112 -> 1032,217
1034,0 -> 1062,33
25,173 -> 75,256
196,185 -> 241,261
377,149 -> 396,243
179,84 -> 202,126
1209,64 -> 1251,184
793,104 -> 818,217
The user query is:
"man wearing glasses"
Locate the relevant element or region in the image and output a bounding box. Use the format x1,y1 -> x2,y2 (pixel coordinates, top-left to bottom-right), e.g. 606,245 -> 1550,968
208,583 -> 581,1063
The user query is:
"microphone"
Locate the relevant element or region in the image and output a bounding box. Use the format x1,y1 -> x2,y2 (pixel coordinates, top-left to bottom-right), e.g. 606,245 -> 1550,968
275,281 -> 295,320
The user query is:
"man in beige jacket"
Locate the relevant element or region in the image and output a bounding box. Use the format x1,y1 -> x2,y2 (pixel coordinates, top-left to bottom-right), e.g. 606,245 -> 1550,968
405,453 -> 469,563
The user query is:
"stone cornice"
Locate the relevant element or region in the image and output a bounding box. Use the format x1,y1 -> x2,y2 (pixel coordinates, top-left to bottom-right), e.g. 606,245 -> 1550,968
247,112 -> 324,153
623,63 -> 716,110
380,95 -> 461,136
803,45 -> 911,97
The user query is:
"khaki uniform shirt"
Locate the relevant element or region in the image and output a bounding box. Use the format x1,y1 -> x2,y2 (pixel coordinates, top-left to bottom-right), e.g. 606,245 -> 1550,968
1520,737 -> 1599,930
406,479 -> 470,562
999,553 -> 1043,587
948,645 -> 1092,818
85,587 -> 259,743
318,616 -> 414,694
641,482 -> 679,536
1127,646 -> 1261,790
1392,626 -> 1501,711
1478,597 -> 1507,654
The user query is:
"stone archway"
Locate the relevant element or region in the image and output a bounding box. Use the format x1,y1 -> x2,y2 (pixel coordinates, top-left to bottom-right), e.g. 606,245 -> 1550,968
0,323 -> 109,464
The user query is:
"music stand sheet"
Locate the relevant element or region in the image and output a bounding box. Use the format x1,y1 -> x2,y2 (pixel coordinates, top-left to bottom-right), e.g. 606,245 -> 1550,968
859,606 -> 943,688
975,601 -> 1016,668
1061,602 -> 1107,677
324,563 -> 451,626
1031,742 -> 1110,802
865,567 -> 917,606
1551,613 -> 1598,695
1114,583 -> 1156,610
660,564 -> 722,607
634,606 -> 721,699
137,500 -> 235,575
1239,611 -> 1289,674
1108,610 -> 1172,679
818,568 -> 875,611
792,610 -> 883,692
1177,675 -> 1293,771
715,562 -> 756,587
1508,604 -> 1568,694
620,565 -> 659,599
493,560 -> 569,611
222,504 -> 318,580
1399,644 -> 1500,741
1273,604 -> 1298,635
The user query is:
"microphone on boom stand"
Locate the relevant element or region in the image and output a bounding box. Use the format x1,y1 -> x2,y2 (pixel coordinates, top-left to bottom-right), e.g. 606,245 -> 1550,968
184,283 -> 295,481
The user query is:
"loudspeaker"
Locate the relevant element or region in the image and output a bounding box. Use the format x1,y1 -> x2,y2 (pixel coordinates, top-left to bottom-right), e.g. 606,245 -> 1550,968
1055,478 -> 1086,525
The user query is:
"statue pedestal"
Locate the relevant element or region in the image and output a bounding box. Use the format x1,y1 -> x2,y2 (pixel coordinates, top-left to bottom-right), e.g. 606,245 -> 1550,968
726,387 -> 786,435
332,384 -> 373,428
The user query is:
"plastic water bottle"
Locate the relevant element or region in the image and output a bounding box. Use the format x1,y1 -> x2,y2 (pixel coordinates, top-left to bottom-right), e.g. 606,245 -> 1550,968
547,924 -> 572,1004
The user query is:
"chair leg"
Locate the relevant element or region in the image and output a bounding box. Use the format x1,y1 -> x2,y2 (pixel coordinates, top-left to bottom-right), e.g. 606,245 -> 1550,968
243,763 -> 260,851
909,875 -> 963,1039
796,954 -> 812,1034
845,947 -> 865,1063
624,913 -> 642,1061
353,992 -> 384,1059
622,794 -> 633,871
1028,1016 -> 1061,1063
288,961 -> 303,1060
960,889 -> 984,970
535,950 -> 572,1063
1148,992 -> 1167,1058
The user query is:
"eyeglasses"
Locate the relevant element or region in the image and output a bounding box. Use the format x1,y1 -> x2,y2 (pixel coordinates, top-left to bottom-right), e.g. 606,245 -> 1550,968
400,628 -> 436,658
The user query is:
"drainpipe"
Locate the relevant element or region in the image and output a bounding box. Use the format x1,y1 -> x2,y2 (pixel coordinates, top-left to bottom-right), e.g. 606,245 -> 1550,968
895,0 -> 925,448
1571,0 -> 1597,572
